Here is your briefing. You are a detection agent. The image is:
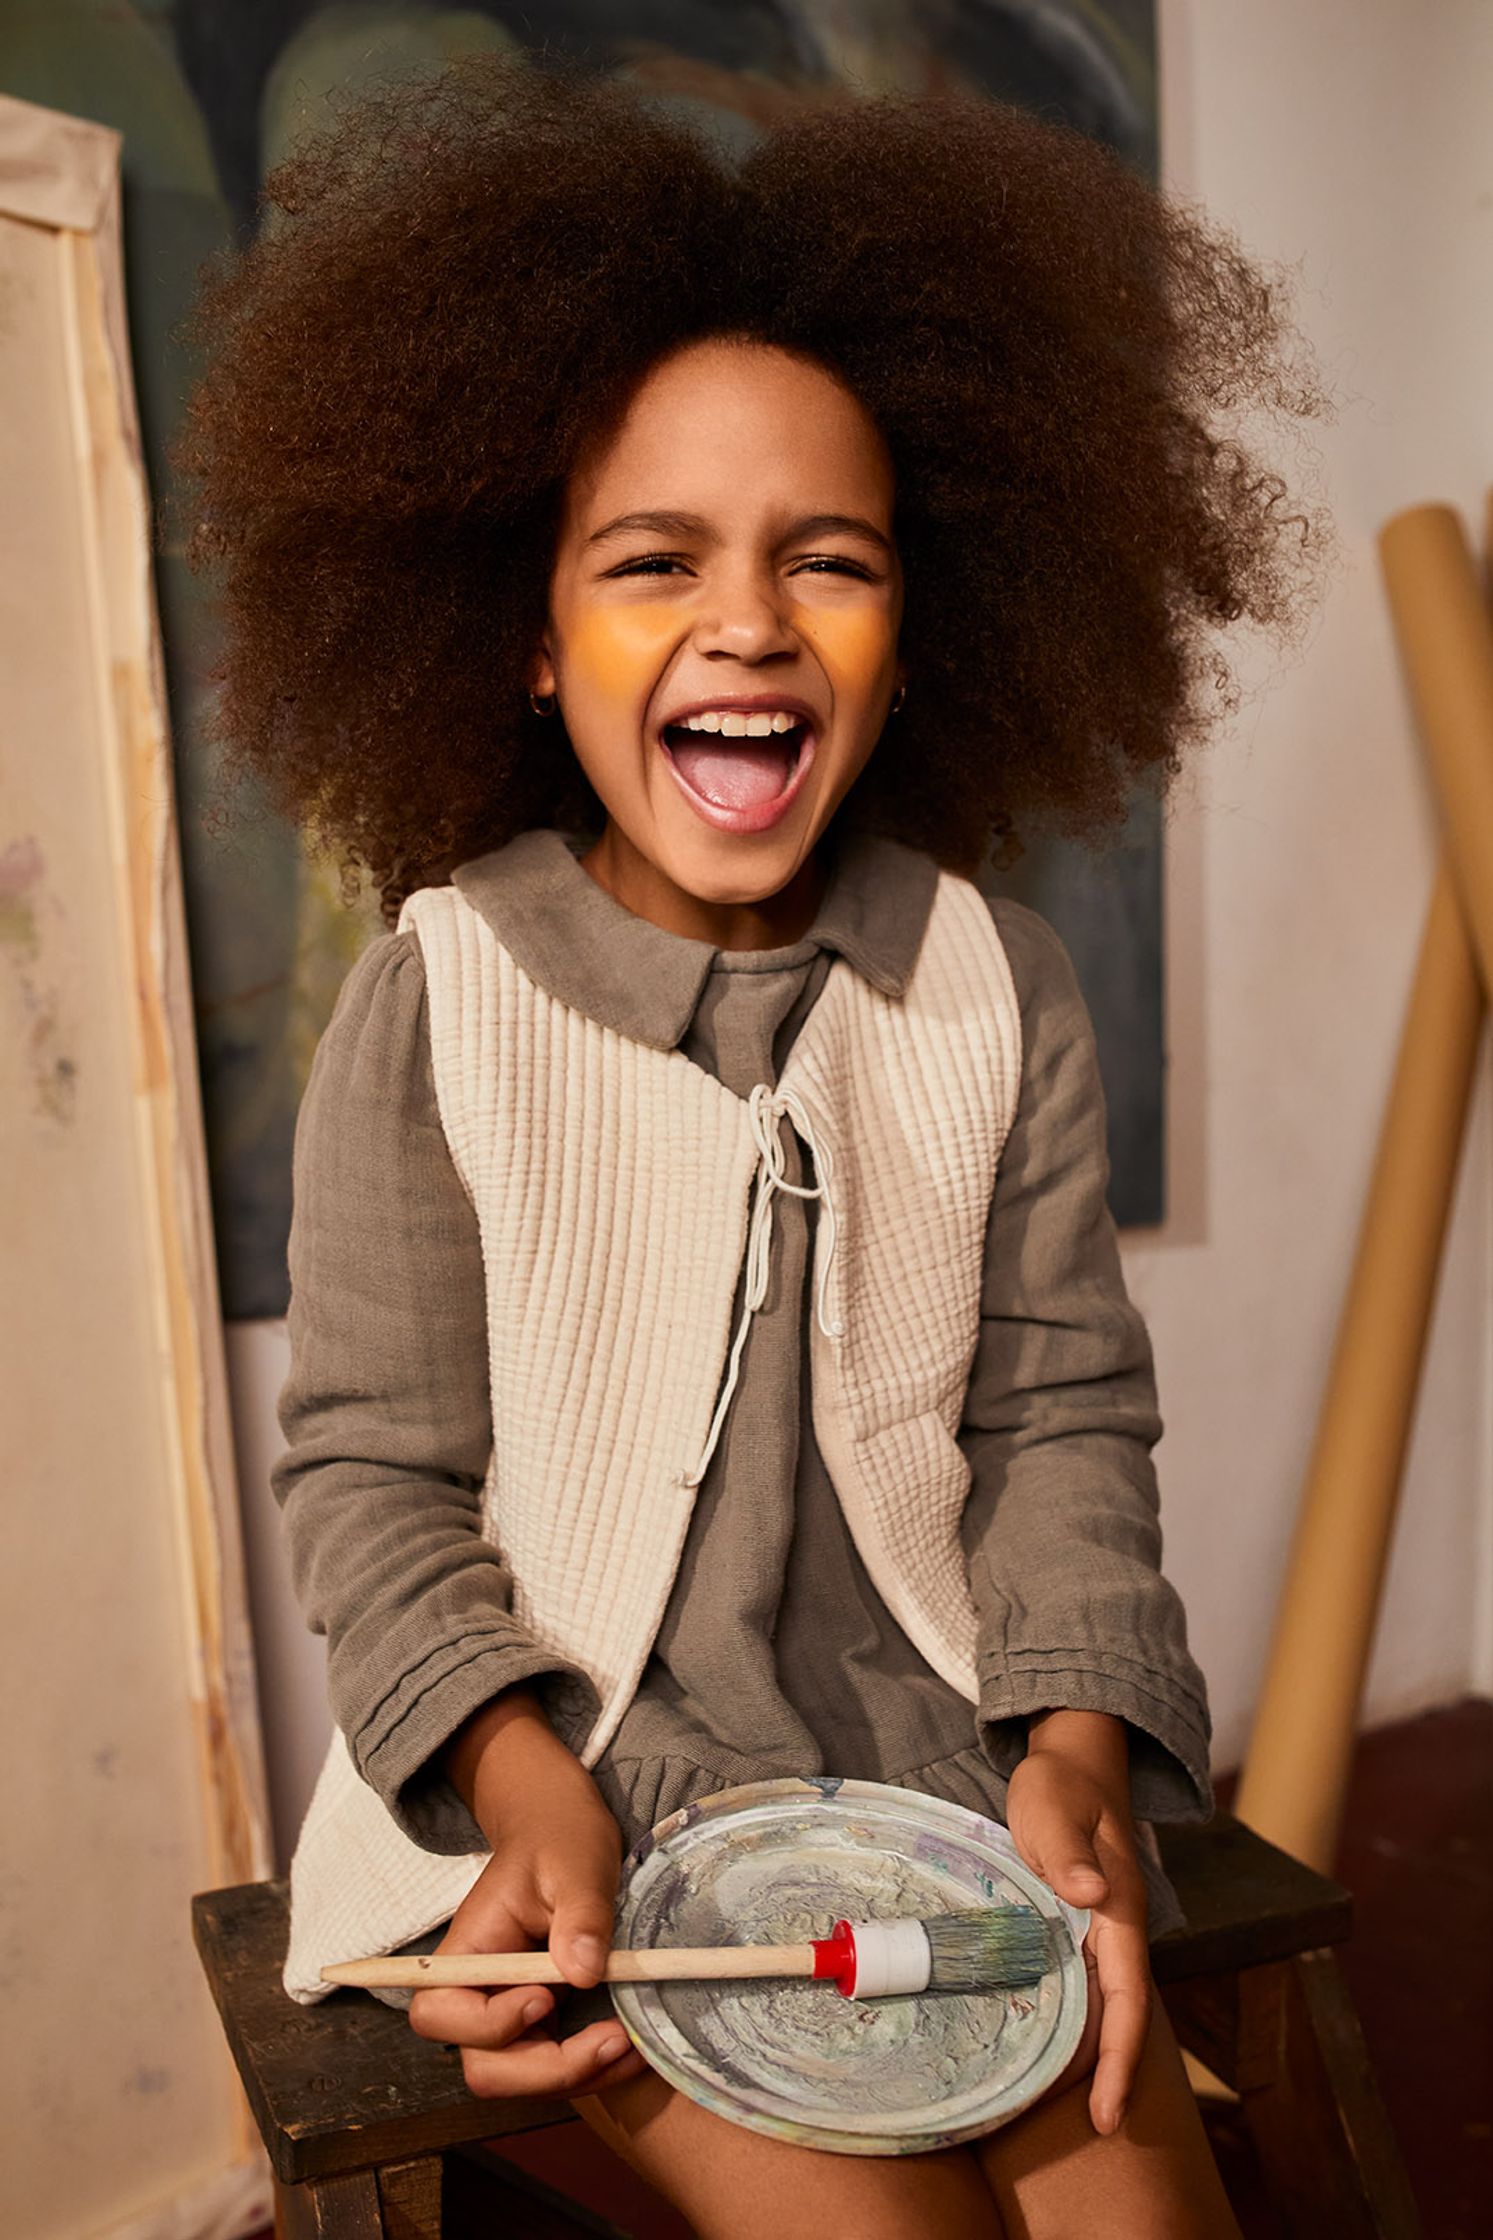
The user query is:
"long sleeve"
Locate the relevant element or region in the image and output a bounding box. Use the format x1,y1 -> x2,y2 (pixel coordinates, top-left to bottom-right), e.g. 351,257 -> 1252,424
960,901 -> 1213,1823
272,929 -> 596,1852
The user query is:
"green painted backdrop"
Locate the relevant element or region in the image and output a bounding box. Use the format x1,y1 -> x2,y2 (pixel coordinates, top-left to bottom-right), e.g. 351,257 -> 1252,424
2,0 -> 1163,1317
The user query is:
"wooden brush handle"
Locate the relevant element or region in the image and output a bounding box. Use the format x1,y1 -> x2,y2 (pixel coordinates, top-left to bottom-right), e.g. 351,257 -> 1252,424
322,1943 -> 818,1990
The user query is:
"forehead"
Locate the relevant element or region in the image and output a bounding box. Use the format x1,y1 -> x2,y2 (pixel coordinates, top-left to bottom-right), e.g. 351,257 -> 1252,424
565,339 -> 895,524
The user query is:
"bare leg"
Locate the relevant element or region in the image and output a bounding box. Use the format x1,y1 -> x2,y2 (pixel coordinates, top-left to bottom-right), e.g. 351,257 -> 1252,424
574,2069 -> 1007,2240
974,1994 -> 1242,2240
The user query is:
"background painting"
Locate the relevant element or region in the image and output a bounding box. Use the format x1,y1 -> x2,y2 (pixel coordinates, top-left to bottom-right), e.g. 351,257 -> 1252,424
3,0 -> 1163,1319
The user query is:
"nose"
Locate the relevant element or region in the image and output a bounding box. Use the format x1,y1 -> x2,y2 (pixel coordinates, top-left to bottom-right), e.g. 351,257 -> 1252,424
692,560 -> 797,664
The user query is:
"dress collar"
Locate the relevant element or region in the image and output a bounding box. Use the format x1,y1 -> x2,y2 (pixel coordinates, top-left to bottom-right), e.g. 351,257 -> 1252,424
448,825 -> 939,1052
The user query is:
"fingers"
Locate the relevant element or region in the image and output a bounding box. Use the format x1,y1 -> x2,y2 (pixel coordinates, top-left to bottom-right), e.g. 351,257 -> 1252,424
410,1975 -> 647,2098
428,1822 -> 622,2003
399,1807 -> 633,2099
406,1889 -> 552,2048
435,1884 -> 535,1959
1005,1766 -> 1109,1909
540,1819 -> 623,1989
1035,1943 -> 1102,2107
1085,1914 -> 1152,2136
1004,1753 -> 1156,2134
408,1978 -> 554,2049
1047,1841 -> 1107,1909
1037,1813 -> 1112,1910
461,2013 -> 647,2101
548,1886 -> 617,1990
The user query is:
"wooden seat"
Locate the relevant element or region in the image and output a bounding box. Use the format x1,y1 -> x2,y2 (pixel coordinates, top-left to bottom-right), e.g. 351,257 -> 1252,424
1148,1816 -> 1420,2237
192,1808 -> 1421,2237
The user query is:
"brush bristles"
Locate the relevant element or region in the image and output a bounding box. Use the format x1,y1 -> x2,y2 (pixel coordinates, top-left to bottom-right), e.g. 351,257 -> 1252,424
923,1906 -> 1054,1990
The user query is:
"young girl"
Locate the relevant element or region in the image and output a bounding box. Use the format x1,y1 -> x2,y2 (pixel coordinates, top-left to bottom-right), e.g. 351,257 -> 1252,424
175,55 -> 1327,2238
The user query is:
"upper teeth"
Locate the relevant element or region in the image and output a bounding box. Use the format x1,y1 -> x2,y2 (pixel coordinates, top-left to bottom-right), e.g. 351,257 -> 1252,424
673,710 -> 801,736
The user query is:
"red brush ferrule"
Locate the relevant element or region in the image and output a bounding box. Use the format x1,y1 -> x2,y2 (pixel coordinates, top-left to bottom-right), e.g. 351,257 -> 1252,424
811,1918 -> 859,1998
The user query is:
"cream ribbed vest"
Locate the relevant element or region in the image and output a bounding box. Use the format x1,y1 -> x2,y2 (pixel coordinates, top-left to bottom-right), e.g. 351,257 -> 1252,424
284,867 -> 1021,1999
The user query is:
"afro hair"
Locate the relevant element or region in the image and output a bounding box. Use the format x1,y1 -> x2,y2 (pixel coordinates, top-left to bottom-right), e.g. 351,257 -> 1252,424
169,52 -> 1332,922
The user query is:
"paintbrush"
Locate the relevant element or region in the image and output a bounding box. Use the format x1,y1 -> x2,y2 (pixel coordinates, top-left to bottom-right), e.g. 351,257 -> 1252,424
320,1905 -> 1055,2002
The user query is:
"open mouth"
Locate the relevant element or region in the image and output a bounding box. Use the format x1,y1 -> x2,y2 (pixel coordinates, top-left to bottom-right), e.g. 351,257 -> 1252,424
660,713 -> 812,816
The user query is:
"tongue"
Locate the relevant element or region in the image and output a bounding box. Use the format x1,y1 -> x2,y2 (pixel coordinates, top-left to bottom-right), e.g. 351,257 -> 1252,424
670,738 -> 794,809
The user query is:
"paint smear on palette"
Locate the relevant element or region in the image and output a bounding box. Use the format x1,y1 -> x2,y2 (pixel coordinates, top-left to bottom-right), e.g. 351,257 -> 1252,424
0,836 -> 77,1124
612,1779 -> 1090,2157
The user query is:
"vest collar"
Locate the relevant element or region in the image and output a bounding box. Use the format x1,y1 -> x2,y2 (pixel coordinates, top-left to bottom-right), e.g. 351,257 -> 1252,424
449,825 -> 939,1052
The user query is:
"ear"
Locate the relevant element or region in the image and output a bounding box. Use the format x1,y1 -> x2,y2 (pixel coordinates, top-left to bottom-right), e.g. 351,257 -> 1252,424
529,634 -> 557,701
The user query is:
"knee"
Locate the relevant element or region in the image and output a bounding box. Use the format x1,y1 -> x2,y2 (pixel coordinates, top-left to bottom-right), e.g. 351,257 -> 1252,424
574,2073 -> 1006,2240
572,2063 -> 678,2160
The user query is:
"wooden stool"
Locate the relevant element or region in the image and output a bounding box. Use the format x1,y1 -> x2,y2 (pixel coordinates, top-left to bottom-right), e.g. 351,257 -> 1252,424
193,1809 -> 1421,2238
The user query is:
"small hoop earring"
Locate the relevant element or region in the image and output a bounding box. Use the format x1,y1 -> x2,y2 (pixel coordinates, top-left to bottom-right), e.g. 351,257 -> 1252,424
890,682 -> 907,715
529,690 -> 558,718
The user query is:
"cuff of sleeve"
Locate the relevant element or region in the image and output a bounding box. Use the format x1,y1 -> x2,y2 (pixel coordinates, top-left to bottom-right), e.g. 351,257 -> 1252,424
977,1653 -> 1213,1825
358,1638 -> 602,1853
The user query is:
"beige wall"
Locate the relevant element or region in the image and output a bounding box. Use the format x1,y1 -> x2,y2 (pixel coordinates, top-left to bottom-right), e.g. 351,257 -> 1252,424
227,0 -> 1493,1864
1133,0 -> 1493,1769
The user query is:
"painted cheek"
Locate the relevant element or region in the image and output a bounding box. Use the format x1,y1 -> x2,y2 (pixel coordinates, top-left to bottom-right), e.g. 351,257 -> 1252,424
566,606 -> 684,710
787,603 -> 898,697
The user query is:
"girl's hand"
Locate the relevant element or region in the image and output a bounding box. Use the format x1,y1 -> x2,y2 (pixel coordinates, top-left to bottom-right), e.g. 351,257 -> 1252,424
1003,1708 -> 1150,2137
405,1691 -> 649,2099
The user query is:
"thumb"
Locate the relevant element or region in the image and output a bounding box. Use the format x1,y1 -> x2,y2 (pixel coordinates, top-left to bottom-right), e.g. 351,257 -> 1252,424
1043,1840 -> 1108,1908
548,1885 -> 617,1990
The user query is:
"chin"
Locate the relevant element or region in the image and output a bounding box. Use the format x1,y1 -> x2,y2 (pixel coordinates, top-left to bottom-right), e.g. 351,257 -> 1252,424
666,833 -> 806,905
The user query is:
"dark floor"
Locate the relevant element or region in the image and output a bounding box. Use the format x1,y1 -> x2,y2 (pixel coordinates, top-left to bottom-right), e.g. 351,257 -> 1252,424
252,1696 -> 1491,2236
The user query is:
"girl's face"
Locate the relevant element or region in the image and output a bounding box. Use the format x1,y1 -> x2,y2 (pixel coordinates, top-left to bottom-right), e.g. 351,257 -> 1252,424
531,337 -> 904,947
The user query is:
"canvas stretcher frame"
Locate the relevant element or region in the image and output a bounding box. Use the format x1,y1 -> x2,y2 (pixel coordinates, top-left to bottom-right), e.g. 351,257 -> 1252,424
0,90 -> 272,2240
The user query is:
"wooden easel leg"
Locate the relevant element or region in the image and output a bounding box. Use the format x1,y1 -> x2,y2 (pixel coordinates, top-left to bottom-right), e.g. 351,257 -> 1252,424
1236,1949 -> 1422,2239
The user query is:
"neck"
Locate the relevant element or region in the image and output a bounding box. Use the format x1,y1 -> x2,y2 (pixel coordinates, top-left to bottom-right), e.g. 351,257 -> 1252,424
578,824 -> 829,950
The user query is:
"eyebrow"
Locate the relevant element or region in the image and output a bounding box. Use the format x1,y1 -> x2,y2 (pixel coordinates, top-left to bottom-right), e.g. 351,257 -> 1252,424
584,509 -> 894,555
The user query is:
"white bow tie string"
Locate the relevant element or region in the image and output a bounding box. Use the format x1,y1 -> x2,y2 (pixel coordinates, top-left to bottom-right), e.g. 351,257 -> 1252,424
676,1082 -> 843,1491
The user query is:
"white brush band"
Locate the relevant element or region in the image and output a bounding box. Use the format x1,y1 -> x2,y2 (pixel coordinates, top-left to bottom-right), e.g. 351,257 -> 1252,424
846,1918 -> 933,1999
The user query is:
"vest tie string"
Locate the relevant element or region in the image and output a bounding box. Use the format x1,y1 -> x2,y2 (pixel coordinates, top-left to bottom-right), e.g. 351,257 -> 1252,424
677,1082 -> 843,1491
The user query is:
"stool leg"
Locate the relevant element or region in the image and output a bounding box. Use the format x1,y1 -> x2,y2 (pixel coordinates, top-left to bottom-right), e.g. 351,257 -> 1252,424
377,2155 -> 443,2239
276,2166 -> 386,2238
1235,1950 -> 1422,2239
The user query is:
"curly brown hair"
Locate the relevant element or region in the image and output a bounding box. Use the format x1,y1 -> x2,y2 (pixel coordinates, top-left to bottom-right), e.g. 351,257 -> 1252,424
168,53 -> 1331,925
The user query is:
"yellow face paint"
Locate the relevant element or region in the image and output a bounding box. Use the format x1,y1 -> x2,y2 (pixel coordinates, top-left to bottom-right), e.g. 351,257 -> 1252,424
786,600 -> 899,695
561,605 -> 686,716
559,600 -> 897,737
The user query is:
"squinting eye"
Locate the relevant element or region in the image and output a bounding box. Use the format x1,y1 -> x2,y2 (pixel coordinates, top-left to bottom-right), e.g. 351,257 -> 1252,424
608,555 -> 877,582
793,557 -> 876,579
